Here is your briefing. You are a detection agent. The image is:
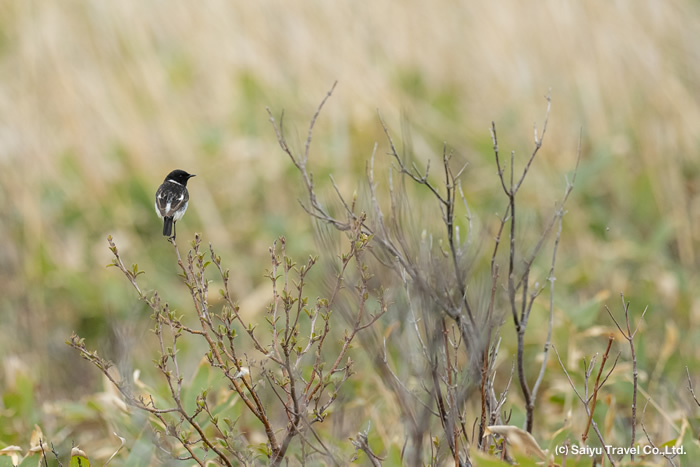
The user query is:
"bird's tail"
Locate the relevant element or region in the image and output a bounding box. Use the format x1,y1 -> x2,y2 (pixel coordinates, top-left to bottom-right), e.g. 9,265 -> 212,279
163,217 -> 173,237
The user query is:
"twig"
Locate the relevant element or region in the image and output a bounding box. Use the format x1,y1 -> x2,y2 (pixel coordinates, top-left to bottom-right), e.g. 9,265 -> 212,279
490,94 -> 581,433
531,214 -> 563,400
553,345 -> 616,466
351,423 -> 384,466
641,398 -> 679,467
605,293 -> 647,459
686,367 -> 700,407
582,335 -> 614,442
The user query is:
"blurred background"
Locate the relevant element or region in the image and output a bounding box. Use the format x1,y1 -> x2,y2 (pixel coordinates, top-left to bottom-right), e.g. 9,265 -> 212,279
1,0 -> 699,463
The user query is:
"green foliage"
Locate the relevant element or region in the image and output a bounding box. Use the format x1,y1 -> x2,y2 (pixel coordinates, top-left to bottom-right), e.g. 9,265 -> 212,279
182,359 -> 212,415
123,434 -> 154,467
69,451 -> 90,467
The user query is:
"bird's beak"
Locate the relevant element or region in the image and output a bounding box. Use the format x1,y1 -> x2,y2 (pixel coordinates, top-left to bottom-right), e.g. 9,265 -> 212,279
189,174 -> 196,178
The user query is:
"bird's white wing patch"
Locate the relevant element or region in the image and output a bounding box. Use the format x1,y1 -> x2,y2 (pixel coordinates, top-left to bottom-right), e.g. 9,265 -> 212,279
173,201 -> 188,221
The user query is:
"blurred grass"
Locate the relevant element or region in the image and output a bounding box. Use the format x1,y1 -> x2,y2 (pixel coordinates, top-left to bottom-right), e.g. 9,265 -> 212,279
1,0 -> 700,463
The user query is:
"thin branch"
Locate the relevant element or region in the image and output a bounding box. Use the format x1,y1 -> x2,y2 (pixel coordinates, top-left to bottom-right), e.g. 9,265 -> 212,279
582,336 -> 614,442
605,293 -> 647,459
553,345 -> 616,466
686,367 -> 700,408
641,399 -> 679,467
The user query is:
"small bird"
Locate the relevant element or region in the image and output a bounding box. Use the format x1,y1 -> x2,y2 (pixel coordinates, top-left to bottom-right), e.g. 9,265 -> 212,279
155,169 -> 195,239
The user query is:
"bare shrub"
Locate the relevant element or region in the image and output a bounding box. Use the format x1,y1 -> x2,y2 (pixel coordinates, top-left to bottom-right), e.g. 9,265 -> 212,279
268,83 -> 580,464
70,221 -> 384,465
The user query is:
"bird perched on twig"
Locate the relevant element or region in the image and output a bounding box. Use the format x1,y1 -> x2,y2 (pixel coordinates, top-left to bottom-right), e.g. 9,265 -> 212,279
155,169 -> 195,239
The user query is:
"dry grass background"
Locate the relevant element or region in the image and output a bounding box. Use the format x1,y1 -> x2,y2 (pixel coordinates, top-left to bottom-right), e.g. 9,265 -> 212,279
1,0 -> 700,464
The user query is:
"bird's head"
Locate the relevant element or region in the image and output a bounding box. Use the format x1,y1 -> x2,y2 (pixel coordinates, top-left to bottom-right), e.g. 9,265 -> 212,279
165,169 -> 196,185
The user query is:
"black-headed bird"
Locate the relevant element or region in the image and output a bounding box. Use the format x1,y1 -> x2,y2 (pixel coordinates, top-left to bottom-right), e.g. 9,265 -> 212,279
155,169 -> 195,239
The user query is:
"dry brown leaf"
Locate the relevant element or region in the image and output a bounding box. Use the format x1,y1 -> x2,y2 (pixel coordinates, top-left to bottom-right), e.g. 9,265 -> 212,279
71,447 -> 88,458
484,425 -> 547,460
28,424 -> 46,453
0,445 -> 22,466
